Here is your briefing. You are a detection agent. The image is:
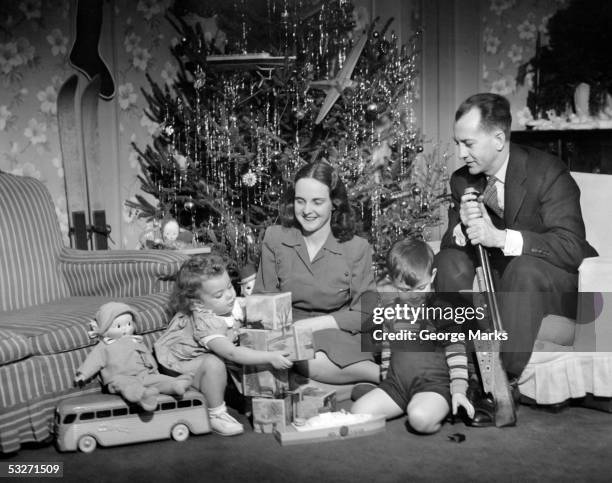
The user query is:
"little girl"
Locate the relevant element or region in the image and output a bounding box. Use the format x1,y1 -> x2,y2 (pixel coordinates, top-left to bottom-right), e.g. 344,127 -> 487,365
155,254 -> 292,436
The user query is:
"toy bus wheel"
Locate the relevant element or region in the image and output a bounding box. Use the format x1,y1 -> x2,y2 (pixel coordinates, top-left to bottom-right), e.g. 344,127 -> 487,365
78,435 -> 97,453
171,423 -> 190,442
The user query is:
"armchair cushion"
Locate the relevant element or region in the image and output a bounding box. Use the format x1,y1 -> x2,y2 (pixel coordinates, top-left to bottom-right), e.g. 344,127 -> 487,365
58,248 -> 187,298
1,292 -> 172,357
0,329 -> 31,365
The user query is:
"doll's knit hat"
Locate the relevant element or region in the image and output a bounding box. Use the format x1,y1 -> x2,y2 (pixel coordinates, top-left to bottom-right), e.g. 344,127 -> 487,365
93,302 -> 137,336
238,263 -> 257,284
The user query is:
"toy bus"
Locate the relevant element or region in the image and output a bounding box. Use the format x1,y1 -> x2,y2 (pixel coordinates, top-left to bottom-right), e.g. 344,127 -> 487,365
55,390 -> 211,453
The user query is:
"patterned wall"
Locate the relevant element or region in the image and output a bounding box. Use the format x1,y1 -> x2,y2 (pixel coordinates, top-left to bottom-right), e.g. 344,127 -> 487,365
1,0 -> 567,249
480,0 -> 567,129
0,0 -> 176,247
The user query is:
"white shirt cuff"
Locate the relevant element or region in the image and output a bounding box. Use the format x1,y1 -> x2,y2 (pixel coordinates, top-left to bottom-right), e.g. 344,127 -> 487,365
502,229 -> 523,256
453,223 -> 467,247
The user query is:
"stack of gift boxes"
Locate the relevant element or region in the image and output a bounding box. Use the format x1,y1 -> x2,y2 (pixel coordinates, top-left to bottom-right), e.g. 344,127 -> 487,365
240,293 -> 337,434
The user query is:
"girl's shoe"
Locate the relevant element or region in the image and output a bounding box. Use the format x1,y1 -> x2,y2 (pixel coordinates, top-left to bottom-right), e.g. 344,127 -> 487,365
210,411 -> 244,436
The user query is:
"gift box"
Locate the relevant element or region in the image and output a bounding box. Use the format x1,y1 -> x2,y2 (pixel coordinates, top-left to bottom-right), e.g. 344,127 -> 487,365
252,395 -> 293,433
242,366 -> 289,398
292,386 -> 337,419
245,293 -> 292,330
239,326 -> 315,361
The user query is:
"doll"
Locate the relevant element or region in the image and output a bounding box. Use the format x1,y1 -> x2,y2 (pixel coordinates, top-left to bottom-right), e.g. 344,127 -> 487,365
75,302 -> 192,411
162,218 -> 180,244
238,263 -> 257,297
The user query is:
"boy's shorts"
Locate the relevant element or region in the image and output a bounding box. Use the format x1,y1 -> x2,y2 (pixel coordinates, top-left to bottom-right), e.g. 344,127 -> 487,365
378,346 -> 452,410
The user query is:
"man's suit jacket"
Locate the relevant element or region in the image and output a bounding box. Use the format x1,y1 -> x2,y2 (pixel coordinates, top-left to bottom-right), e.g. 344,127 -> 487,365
441,143 -> 597,273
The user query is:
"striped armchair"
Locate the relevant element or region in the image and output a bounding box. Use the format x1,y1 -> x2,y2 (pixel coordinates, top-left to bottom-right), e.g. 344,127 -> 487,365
0,172 -> 187,453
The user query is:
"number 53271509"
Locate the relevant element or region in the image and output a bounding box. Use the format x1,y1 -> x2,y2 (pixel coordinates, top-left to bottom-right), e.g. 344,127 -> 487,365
1,463 -> 63,478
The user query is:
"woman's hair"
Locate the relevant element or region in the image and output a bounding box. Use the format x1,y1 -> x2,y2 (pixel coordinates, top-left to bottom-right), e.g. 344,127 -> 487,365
384,238 -> 434,288
278,161 -> 355,242
170,253 -> 227,314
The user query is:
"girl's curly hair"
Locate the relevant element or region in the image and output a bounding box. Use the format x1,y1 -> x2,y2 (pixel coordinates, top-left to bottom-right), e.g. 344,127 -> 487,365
170,253 -> 228,314
278,161 -> 355,242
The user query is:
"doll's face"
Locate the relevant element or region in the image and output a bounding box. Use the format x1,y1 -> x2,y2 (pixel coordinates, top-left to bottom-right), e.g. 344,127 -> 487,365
104,313 -> 135,340
163,220 -> 179,242
241,279 -> 255,296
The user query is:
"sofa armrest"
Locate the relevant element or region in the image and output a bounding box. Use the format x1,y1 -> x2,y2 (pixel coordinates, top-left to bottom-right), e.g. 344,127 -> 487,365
58,248 -> 188,298
574,256 -> 612,352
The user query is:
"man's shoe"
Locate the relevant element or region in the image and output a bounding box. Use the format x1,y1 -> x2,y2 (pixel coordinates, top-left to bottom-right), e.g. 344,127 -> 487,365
520,394 -> 570,413
468,392 -> 496,427
466,379 -> 495,427
210,411 -> 244,436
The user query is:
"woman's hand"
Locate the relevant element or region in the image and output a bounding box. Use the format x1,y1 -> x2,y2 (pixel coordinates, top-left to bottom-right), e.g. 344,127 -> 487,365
293,315 -> 339,332
267,351 -> 293,369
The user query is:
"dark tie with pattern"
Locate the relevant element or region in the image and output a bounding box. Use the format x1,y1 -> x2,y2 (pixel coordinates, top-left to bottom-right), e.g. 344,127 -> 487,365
483,176 -> 504,218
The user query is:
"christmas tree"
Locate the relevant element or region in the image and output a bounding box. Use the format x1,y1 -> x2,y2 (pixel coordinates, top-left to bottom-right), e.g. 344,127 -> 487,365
127,0 -> 450,271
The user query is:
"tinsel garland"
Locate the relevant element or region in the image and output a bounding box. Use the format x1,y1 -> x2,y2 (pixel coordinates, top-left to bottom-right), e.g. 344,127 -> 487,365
127,0 -> 450,269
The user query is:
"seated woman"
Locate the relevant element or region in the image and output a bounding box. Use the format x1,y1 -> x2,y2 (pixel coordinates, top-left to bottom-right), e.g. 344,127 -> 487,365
254,161 -> 378,385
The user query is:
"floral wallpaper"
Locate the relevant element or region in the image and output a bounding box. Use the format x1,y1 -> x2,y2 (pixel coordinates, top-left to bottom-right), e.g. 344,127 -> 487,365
112,0 -> 176,248
0,0 -> 176,248
480,0 -> 567,129
1,0 -> 569,249
0,0 -> 73,240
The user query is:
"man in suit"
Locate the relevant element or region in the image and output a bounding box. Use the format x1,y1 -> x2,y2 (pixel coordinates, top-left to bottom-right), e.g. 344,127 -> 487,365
436,93 -> 597,423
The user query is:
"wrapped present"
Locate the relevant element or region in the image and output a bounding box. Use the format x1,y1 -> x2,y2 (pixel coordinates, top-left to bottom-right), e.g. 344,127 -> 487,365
275,413 -> 386,445
252,395 -> 294,434
245,293 -> 292,330
242,366 -> 289,398
292,386 -> 337,419
239,326 -> 314,361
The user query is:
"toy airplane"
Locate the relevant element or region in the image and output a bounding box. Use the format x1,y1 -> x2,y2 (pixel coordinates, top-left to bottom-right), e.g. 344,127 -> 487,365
309,33 -> 368,124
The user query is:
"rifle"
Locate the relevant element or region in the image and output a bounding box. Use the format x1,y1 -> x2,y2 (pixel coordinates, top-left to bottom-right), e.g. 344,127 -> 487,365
465,187 -> 517,428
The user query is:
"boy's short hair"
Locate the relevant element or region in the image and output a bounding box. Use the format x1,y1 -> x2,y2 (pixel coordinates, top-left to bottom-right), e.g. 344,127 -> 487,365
385,239 -> 434,288
171,254 -> 227,314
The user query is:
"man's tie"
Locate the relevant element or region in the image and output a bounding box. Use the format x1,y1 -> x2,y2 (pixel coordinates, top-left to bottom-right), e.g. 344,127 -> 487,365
483,176 -> 504,218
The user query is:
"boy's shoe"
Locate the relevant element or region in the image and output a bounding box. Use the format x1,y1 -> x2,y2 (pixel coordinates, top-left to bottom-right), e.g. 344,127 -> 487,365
210,411 -> 244,436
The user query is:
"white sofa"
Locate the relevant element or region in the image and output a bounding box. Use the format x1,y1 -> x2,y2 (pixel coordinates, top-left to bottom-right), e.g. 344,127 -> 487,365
518,172 -> 612,405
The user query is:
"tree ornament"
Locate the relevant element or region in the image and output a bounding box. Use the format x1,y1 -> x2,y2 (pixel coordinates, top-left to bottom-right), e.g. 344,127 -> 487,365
365,102 -> 378,121
242,170 -> 258,187
309,33 -> 368,124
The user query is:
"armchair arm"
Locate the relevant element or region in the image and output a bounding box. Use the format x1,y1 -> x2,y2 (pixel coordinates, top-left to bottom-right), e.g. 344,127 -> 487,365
58,248 -> 188,298
574,256 -> 612,352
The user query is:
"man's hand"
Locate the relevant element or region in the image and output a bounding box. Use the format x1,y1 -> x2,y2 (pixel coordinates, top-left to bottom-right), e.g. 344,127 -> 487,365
452,393 -> 475,418
459,191 -> 482,226
465,201 -> 506,248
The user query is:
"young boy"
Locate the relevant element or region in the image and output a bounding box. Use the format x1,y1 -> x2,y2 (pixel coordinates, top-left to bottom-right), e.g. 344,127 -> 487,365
351,239 -> 474,434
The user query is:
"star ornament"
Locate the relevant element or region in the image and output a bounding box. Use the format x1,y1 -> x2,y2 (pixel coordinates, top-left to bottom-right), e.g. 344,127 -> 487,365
309,33 -> 368,124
